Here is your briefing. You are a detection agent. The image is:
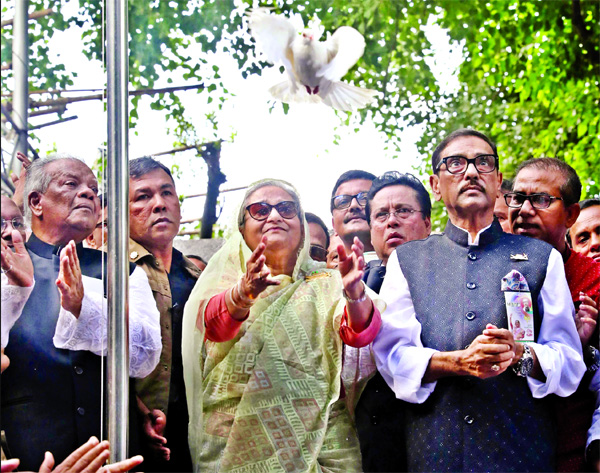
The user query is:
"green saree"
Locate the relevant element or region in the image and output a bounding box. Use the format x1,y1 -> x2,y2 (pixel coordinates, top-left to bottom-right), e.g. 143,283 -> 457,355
182,184 -> 375,473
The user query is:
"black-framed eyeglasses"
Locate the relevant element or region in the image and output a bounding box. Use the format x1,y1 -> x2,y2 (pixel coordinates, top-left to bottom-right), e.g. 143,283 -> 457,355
372,208 -> 423,223
436,154 -> 498,174
245,201 -> 299,221
332,192 -> 368,210
1,217 -> 25,232
310,244 -> 328,262
504,192 -> 563,210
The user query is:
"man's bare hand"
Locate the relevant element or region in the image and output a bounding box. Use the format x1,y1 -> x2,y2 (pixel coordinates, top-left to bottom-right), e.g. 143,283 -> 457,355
141,409 -> 171,461
10,152 -> 31,211
575,293 -> 598,347
56,241 -> 84,318
457,325 -> 515,378
0,436 -> 143,473
1,231 -> 34,287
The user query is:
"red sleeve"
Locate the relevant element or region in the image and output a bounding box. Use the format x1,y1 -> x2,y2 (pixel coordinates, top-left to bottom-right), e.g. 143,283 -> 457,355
339,304 -> 382,348
205,291 -> 247,342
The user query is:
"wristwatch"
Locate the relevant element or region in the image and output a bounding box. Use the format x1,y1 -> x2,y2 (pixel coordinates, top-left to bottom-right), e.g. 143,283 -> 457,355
584,345 -> 600,373
513,344 -> 534,377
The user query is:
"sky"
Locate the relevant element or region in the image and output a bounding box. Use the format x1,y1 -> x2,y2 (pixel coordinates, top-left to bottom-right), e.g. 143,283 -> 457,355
12,2 -> 462,237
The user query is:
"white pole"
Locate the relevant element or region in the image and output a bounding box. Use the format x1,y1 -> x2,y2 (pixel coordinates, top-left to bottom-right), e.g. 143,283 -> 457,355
106,0 -> 130,462
12,0 -> 28,166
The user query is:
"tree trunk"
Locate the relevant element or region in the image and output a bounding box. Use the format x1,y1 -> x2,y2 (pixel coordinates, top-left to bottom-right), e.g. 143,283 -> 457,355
200,142 -> 226,238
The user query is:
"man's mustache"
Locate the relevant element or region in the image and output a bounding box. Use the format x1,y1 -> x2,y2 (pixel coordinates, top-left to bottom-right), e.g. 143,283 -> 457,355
344,211 -> 366,223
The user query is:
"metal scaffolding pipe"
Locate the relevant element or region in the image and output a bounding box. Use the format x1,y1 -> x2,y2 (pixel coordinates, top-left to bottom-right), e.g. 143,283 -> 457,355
11,0 -> 28,168
106,0 -> 130,462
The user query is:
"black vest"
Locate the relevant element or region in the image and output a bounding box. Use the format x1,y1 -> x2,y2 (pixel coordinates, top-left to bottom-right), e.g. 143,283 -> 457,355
1,233 -> 138,470
356,261 -> 408,472
395,220 -> 556,472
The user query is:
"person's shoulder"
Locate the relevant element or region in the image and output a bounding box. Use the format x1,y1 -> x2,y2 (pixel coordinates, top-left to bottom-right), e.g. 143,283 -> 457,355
498,232 -> 555,254
395,233 -> 443,254
568,249 -> 600,270
180,253 -> 202,278
80,246 -> 136,275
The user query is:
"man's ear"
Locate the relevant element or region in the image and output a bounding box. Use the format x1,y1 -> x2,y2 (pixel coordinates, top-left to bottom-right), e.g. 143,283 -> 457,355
430,174 -> 442,202
28,191 -> 43,218
565,202 -> 581,229
85,233 -> 96,249
424,216 -> 432,236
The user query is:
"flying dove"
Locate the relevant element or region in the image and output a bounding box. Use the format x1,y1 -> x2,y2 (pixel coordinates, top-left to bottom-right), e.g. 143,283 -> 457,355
248,8 -> 377,111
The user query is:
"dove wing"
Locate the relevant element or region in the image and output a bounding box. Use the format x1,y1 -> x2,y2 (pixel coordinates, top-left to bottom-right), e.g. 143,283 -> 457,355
248,9 -> 298,67
317,26 -> 366,81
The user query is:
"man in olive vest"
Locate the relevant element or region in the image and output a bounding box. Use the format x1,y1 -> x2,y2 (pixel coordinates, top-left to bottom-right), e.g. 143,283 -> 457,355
128,157 -> 201,472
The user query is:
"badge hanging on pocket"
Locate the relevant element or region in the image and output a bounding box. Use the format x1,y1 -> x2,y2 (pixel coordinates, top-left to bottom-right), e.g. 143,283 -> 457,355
501,270 -> 534,342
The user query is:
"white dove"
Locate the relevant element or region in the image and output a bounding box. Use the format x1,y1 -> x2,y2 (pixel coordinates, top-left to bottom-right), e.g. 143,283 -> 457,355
248,8 -> 377,111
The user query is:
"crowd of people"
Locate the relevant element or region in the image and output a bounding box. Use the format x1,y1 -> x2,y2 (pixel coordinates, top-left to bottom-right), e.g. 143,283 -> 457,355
1,128 -> 599,472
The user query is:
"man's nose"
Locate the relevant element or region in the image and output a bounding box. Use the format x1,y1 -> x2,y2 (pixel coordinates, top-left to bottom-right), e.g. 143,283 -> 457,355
387,212 -> 401,226
79,186 -> 96,200
463,161 -> 479,178
348,196 -> 364,211
519,198 -> 537,215
152,194 -> 168,211
590,233 -> 600,251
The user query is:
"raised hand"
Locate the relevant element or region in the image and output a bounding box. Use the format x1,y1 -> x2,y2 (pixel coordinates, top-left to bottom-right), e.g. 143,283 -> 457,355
1,230 -> 34,287
337,236 -> 366,300
575,293 -> 598,347
38,436 -> 143,473
56,241 -> 84,318
10,152 -> 32,211
240,235 -> 280,300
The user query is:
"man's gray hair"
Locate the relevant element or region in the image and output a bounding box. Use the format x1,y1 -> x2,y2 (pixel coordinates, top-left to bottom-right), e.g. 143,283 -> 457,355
23,154 -> 86,224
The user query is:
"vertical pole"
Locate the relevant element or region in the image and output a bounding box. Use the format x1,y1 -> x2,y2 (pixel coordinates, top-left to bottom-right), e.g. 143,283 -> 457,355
106,0 -> 129,462
12,0 -> 29,167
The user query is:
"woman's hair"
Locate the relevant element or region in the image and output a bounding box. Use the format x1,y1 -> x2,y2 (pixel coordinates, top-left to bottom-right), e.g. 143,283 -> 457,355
237,179 -> 304,229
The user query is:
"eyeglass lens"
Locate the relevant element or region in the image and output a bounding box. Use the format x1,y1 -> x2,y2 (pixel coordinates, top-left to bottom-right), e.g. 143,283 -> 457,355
442,155 -> 496,174
1,218 -> 25,231
310,245 -> 328,262
333,192 -> 368,210
504,193 -> 555,209
246,201 -> 298,221
374,209 -> 418,222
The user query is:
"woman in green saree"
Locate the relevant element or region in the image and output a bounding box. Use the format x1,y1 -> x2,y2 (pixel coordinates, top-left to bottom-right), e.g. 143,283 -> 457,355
182,179 -> 382,472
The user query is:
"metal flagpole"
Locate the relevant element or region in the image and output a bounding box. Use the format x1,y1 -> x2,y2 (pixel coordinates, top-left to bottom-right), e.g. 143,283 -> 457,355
11,0 -> 28,167
106,0 -> 130,462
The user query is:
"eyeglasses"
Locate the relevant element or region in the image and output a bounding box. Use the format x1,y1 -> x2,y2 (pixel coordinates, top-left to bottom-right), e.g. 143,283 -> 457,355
504,192 -> 563,210
436,155 -> 498,174
245,201 -> 299,221
372,208 -> 423,223
332,192 -> 368,210
1,217 -> 25,232
310,244 -> 328,262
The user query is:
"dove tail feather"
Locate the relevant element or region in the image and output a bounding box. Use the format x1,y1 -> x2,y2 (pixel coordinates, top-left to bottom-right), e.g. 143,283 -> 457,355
269,81 -> 320,104
321,81 -> 377,111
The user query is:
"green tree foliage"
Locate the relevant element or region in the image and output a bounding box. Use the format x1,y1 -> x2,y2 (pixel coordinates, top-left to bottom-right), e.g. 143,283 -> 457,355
1,0 -> 242,143
3,1 -> 597,232
245,0 -> 598,229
